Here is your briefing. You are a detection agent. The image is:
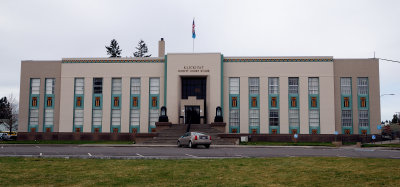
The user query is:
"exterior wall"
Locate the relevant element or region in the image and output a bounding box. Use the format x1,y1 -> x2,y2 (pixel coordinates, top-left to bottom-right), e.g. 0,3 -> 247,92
223,57 -> 335,134
18,61 -> 61,132
59,61 -> 164,133
165,53 -> 222,124
19,56 -> 380,135
333,58 -> 380,134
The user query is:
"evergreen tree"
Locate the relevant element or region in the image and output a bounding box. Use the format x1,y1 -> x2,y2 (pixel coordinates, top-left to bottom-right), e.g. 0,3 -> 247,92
392,114 -> 399,124
105,39 -> 122,57
0,95 -> 18,133
133,39 -> 151,57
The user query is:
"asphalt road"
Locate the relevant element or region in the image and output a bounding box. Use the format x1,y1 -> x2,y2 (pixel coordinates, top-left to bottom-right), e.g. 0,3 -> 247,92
0,145 -> 399,159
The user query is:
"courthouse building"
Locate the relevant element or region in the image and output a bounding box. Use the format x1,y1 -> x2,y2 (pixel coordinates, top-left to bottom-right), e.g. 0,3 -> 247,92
18,39 -> 380,135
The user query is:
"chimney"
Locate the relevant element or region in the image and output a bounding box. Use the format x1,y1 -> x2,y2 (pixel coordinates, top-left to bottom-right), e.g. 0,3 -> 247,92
158,38 -> 165,57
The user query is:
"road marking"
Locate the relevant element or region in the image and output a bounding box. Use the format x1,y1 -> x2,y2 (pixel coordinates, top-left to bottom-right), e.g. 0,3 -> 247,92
136,153 -> 144,157
35,146 -> 40,148
185,154 -> 197,158
1,146 -> 3,149
88,153 -> 92,156
40,153 -> 42,156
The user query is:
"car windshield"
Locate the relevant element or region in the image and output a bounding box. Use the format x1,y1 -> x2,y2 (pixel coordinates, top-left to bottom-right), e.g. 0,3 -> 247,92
192,132 -> 205,136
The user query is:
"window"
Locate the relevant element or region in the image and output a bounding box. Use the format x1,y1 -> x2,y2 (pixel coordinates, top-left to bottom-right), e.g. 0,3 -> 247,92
309,109 -> 319,127
92,109 -> 102,126
111,109 -> 121,127
232,97 -> 238,107
74,109 -> 84,126
93,78 -> 103,94
343,97 -> 350,107
360,97 -> 367,108
95,97 -> 101,107
149,109 -> 159,127
31,78 -> 40,95
341,110 -> 352,127
45,78 -> 55,95
271,97 -> 277,107
291,97 -> 297,107
130,109 -> 140,126
111,78 -> 122,95
229,109 -> 240,127
249,77 -> 259,95
251,97 -> 257,107
47,97 -> 52,107
75,78 -> 84,95
249,109 -> 259,127
288,77 -> 299,94
308,78 -> 319,95
357,78 -> 368,95
340,78 -> 351,95
268,77 -> 279,94
44,109 -> 54,126
289,109 -> 299,127
359,110 -> 369,127
29,109 -> 39,126
32,97 -> 38,107
150,78 -> 160,95
229,78 -> 239,95
269,110 -> 279,126
311,97 -> 317,108
131,78 -> 141,94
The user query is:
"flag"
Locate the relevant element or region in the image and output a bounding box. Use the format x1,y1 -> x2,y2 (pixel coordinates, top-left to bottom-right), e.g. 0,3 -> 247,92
192,19 -> 196,39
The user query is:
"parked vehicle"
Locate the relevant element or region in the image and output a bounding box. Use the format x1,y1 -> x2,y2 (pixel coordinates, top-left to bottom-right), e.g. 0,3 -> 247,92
177,132 -> 211,148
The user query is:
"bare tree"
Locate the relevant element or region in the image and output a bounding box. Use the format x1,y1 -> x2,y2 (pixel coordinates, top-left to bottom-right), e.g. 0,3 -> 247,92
0,94 -> 18,133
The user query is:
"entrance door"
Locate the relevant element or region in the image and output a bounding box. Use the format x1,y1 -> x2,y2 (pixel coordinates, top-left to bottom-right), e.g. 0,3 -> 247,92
185,106 -> 200,124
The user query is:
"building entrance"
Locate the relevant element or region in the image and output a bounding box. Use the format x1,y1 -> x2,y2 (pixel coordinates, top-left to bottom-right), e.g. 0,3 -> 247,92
185,105 -> 200,124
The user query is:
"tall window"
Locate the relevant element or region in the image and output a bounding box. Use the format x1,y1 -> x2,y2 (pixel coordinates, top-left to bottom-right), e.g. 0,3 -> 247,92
289,77 -> 299,133
92,78 -> 103,132
289,109 -> 299,129
111,78 -> 122,132
149,78 -> 160,132
269,77 -> 279,133
357,78 -> 369,133
130,78 -> 141,133
74,78 -> 84,132
249,77 -> 259,95
44,78 -> 55,132
229,77 -> 240,133
248,78 -> 259,133
308,77 -> 319,134
341,77 -> 352,133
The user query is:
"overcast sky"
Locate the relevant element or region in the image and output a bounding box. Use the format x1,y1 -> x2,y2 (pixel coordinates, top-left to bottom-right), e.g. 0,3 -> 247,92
0,0 -> 399,121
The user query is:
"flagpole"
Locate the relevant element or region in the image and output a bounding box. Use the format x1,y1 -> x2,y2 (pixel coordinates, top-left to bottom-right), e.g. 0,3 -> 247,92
193,38 -> 194,53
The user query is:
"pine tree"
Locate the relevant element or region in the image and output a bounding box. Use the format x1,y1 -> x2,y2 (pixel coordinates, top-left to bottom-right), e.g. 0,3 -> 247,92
105,39 -> 122,57
392,114 -> 399,124
133,39 -> 151,57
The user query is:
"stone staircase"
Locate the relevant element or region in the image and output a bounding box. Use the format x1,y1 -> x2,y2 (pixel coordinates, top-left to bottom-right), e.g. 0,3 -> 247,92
140,124 -> 231,145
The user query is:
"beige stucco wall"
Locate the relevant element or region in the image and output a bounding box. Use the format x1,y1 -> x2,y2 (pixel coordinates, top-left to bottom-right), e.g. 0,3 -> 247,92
59,62 -> 164,133
19,61 -> 61,132
223,59 -> 336,134
165,53 -> 222,124
333,59 -> 380,134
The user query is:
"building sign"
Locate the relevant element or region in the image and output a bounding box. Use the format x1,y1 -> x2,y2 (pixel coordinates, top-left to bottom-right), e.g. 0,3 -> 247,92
178,65 -> 210,73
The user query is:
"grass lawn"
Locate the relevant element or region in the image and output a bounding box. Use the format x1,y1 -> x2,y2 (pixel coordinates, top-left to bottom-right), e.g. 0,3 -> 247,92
240,141 -> 335,146
362,143 -> 400,148
0,157 -> 399,186
0,140 -> 133,144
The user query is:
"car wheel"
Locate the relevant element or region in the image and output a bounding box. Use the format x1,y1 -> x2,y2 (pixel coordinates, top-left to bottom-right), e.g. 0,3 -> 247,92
177,141 -> 181,147
205,144 -> 210,149
189,141 -> 193,148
